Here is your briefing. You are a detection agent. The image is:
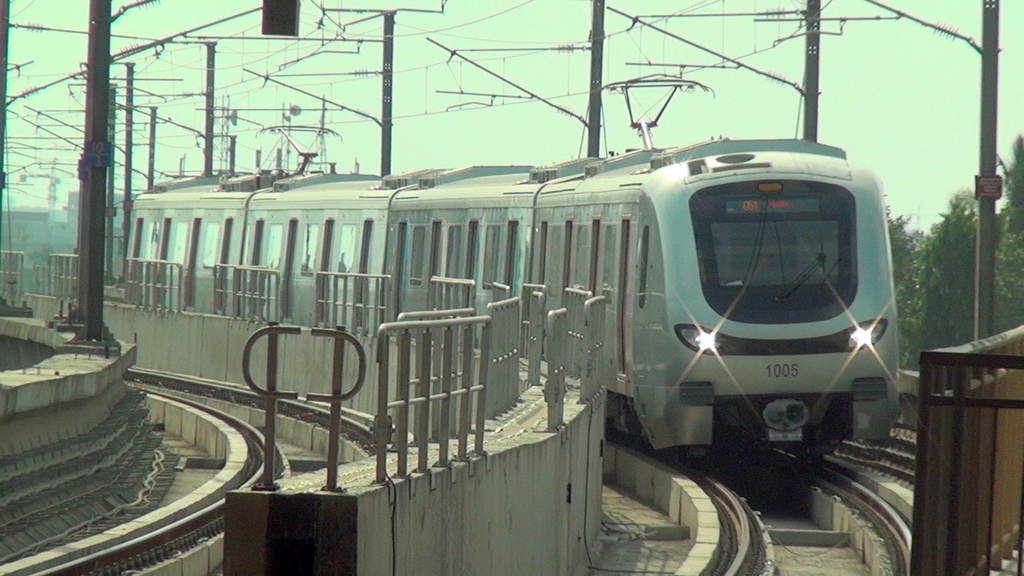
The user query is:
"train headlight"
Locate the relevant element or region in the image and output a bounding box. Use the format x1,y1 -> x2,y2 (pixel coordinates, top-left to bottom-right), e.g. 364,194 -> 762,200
677,325 -> 718,352
849,319 -> 888,349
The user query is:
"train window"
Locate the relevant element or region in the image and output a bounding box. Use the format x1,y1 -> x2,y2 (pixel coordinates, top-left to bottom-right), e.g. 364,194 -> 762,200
132,218 -> 145,258
562,220 -> 574,288
282,220 -> 298,318
220,218 -> 233,265
170,221 -> 189,264
536,221 -> 548,284
447,226 -> 463,278
428,221 -> 443,282
574,225 -> 590,290
393,221 -> 409,313
158,218 -> 171,260
201,221 -> 221,268
250,220 -> 265,266
301,223 -> 319,275
504,220 -> 519,288
185,218 -> 202,308
589,219 -> 602,292
358,220 -> 374,274
602,223 -> 618,297
264,223 -> 283,269
618,219 -> 631,371
410,225 -> 426,285
337,224 -> 357,273
466,221 -> 479,280
638,225 -> 650,308
320,220 -> 335,272
482,224 -> 501,289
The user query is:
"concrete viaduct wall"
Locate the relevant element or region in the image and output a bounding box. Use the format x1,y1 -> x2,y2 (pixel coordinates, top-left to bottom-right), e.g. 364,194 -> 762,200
22,294 -> 605,576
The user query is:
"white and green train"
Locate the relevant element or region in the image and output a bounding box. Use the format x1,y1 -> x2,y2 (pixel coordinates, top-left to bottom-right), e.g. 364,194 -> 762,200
130,138 -> 899,454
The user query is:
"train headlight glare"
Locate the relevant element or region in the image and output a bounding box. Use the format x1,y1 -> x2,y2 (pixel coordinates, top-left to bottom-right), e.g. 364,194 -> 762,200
849,319 -> 888,349
679,326 -> 717,352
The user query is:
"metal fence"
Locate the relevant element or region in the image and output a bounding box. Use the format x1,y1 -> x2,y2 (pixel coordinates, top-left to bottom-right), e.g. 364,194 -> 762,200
124,258 -> 184,311
912,327 -> 1024,576
48,254 -> 79,302
373,312 -> 492,483
428,276 -> 476,311
214,264 -> 280,322
1,251 -> 24,302
314,271 -> 390,335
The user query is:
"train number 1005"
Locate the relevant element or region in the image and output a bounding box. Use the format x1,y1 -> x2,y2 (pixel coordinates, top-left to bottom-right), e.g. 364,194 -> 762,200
766,363 -> 799,378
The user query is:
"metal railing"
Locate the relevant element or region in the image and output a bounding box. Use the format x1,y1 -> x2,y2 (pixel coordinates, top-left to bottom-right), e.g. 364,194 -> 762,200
544,308 -> 568,430
428,275 -> 476,311
563,287 -> 592,378
580,295 -> 607,402
373,312 -> 492,484
1,251 -> 24,302
486,296 -> 522,411
314,271 -> 390,335
124,258 -> 184,311
214,264 -> 280,322
912,326 -> 1024,576
48,254 -> 79,302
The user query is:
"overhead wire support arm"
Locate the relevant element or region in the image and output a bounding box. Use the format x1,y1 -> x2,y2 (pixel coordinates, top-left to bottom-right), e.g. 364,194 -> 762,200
607,6 -> 804,96
860,0 -> 982,54
242,68 -> 382,127
426,37 -> 588,126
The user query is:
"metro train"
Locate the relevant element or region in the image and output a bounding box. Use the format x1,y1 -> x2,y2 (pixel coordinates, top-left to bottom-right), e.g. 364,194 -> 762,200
128,138 -> 899,454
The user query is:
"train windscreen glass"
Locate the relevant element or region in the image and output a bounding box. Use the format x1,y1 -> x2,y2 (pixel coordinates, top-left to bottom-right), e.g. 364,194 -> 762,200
690,180 -> 856,324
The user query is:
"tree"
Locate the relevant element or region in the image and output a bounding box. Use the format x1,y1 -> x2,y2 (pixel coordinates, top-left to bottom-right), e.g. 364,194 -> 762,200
903,193 -> 977,367
887,210 -> 925,369
1004,135 -> 1024,235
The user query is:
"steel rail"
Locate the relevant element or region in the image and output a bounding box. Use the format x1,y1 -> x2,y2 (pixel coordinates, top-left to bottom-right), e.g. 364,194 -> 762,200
35,385 -> 266,576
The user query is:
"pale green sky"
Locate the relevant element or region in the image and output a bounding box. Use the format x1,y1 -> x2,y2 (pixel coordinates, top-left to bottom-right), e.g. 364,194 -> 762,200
3,0 -> 1022,232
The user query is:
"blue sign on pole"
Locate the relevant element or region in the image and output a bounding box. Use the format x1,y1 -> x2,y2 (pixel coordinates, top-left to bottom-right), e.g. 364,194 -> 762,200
79,140 -> 113,180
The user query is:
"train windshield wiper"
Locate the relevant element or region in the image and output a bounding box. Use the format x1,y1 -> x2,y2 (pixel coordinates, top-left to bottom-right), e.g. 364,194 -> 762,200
775,252 -> 826,302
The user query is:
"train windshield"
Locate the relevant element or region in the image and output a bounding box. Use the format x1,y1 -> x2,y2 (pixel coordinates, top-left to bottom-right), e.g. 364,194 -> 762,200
689,180 -> 856,323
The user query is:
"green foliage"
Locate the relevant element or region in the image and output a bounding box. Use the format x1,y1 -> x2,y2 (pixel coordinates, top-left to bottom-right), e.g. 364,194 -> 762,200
887,210 -> 924,369
901,193 -> 977,368
996,230 -> 1024,333
1004,135 -> 1024,235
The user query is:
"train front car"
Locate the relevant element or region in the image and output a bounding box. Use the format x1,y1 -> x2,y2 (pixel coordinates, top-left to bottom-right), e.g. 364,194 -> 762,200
632,140 -> 898,454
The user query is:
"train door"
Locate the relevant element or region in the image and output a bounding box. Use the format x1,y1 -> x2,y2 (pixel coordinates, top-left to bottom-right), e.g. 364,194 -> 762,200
392,221 -> 408,316
213,218 -> 233,314
503,220 -> 519,294
588,218 -> 602,294
619,218 -> 634,378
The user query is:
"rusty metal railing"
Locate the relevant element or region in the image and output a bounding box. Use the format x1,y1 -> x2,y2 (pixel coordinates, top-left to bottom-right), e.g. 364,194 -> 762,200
912,326 -> 1024,576
125,258 -> 184,311
1,251 -> 24,303
314,271 -> 390,335
241,324 -> 367,492
214,264 -> 280,322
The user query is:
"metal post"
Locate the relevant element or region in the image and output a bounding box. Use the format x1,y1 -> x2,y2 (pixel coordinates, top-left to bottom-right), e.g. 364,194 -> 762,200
0,0 -> 10,276
121,63 -> 134,275
146,106 -> 156,190
204,42 -> 216,177
380,11 -> 394,177
975,0 -> 999,340
802,0 -> 821,142
77,0 -> 113,341
228,134 -> 237,176
586,0 -> 605,158
105,84 -> 116,283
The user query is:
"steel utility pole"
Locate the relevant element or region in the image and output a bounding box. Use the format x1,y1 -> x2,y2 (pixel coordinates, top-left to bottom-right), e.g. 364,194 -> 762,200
147,106 -> 157,190
802,0 -> 821,141
105,84 -> 117,282
0,0 -> 10,281
975,0 -> 1000,340
586,0 -> 605,157
380,12 -> 394,177
77,0 -> 113,341
122,62 -> 134,268
204,42 -> 216,177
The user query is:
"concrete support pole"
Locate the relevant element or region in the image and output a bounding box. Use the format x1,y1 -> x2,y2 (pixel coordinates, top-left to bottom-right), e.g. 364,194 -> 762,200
380,11 -> 394,177
586,0 -> 605,158
802,0 -> 821,142
121,62 -> 134,269
204,42 -> 216,177
974,0 -> 1000,340
77,0 -> 113,341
